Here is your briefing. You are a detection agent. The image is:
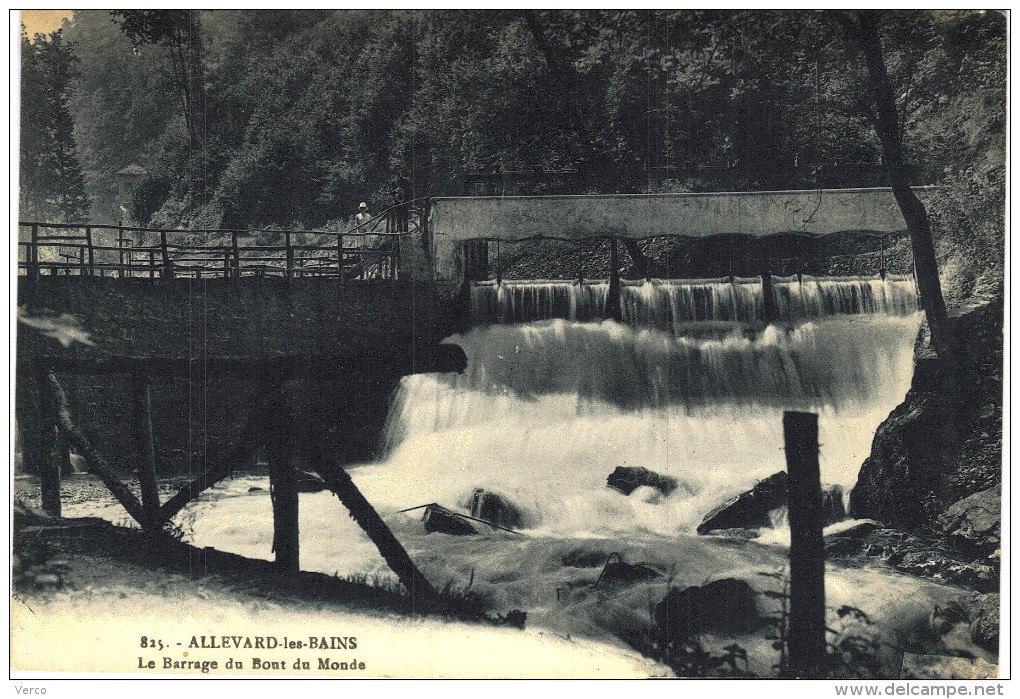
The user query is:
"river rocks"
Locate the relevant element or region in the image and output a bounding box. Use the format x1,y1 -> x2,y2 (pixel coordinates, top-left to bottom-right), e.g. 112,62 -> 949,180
654,578 -> 760,639
960,593 -> 1000,653
850,299 -> 1003,532
422,504 -> 477,535
607,466 -> 679,497
824,520 -> 907,558
699,475 -> 846,535
697,472 -> 788,533
598,560 -> 662,585
935,488 -> 1000,558
824,523 -> 997,591
465,488 -> 524,529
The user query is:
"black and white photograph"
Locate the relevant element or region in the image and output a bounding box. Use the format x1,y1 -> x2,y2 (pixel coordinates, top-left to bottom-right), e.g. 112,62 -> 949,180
10,8 -> 1008,683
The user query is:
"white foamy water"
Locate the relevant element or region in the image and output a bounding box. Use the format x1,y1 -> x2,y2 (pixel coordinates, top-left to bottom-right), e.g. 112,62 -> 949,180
370,313 -> 919,537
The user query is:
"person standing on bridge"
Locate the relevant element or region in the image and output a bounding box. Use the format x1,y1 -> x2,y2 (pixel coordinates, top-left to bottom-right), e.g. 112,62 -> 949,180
355,201 -> 385,278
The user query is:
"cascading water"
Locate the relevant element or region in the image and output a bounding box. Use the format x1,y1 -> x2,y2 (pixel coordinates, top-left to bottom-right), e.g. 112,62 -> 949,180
373,274 -> 921,537
150,271 -> 965,669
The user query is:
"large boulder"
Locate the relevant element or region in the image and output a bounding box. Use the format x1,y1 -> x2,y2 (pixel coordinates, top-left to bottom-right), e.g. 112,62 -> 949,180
935,488 -> 1000,558
655,578 -> 760,640
697,472 -> 788,534
850,300 -> 1003,532
465,488 -> 525,530
607,466 -> 679,497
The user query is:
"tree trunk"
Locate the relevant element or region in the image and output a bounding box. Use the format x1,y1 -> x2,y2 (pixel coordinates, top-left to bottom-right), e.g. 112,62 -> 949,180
856,11 -> 952,358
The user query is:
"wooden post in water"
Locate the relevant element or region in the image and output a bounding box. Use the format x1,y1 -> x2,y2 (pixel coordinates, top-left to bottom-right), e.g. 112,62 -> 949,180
783,410 -> 826,679
607,237 -> 622,320
37,369 -> 61,516
266,383 -> 299,574
131,372 -> 161,515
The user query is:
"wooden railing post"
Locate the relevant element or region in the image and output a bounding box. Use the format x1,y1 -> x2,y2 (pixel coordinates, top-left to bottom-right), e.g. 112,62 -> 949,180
131,372 -> 161,515
285,232 -> 294,279
149,251 -> 156,279
337,234 -> 344,282
85,225 -> 94,276
29,224 -> 40,281
117,220 -> 125,279
783,411 -> 826,679
231,232 -> 240,278
160,231 -> 174,279
79,245 -> 86,276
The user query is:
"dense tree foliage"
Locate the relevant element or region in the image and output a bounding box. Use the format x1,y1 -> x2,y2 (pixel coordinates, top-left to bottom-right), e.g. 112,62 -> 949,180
19,26 -> 90,221
38,10 -> 1006,296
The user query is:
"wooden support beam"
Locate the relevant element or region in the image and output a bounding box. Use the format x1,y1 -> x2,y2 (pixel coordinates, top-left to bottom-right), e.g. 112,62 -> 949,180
36,370 -> 61,516
314,459 -> 438,606
56,431 -> 72,476
22,344 -> 468,381
42,371 -> 152,528
783,410 -> 826,679
131,373 -> 161,514
265,383 -> 300,574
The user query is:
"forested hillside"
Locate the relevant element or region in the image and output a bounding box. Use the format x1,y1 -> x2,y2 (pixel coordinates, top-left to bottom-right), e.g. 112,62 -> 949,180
21,10 -> 1004,297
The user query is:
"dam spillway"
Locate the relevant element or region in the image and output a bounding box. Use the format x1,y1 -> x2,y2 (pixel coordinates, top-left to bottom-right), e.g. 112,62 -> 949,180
375,274 -> 921,535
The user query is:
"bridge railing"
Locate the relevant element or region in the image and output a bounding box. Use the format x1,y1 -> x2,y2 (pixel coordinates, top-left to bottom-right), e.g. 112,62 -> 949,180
17,199 -> 428,281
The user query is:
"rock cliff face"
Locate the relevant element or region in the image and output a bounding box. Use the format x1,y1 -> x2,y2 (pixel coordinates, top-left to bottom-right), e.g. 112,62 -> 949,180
849,297 -> 1003,540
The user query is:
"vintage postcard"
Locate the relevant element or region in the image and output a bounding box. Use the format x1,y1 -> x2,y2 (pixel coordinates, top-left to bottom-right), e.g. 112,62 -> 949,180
11,9 -> 1006,683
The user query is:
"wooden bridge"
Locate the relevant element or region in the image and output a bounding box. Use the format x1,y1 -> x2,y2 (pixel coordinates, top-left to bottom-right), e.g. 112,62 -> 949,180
17,198 -> 429,281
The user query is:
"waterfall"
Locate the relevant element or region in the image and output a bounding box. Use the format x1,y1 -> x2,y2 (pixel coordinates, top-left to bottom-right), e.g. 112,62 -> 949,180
471,274 -> 917,329
369,275 -> 921,536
